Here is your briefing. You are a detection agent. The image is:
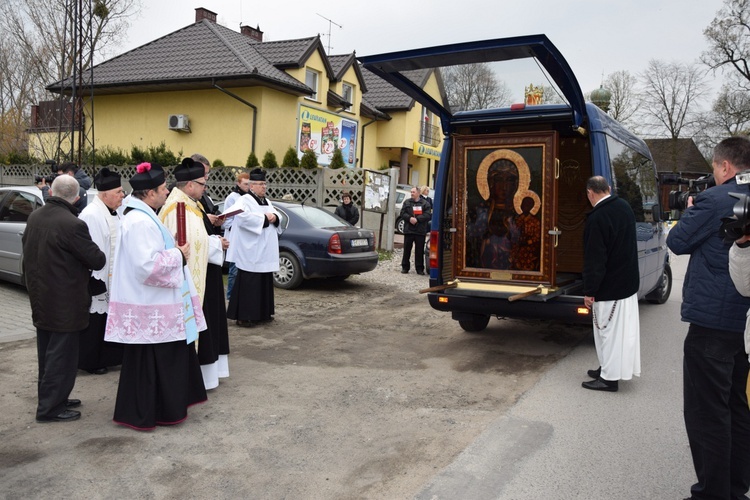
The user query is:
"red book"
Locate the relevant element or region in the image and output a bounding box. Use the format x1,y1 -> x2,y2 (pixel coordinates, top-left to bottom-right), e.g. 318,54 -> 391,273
176,202 -> 186,246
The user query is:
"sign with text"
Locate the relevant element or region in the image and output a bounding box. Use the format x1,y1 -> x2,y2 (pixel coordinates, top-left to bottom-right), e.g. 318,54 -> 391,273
298,105 -> 358,167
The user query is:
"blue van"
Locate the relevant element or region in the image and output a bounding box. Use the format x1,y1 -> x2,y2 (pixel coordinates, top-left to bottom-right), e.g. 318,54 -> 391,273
360,34 -> 672,331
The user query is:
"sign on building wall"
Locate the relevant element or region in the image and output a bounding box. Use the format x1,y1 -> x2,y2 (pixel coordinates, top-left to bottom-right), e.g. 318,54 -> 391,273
413,141 -> 441,161
298,104 -> 358,167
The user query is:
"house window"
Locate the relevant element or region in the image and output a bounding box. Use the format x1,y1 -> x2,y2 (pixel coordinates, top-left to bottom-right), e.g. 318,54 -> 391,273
306,70 -> 319,101
342,82 -> 353,111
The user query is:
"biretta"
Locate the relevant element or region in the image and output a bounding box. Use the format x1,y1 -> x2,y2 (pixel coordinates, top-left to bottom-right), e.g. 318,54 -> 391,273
249,168 -> 266,181
130,162 -> 165,191
174,157 -> 205,182
93,167 -> 121,191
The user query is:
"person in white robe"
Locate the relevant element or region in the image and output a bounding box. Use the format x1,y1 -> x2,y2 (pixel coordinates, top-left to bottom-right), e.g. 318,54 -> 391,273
582,176 -> 641,392
105,163 -> 207,431
77,168 -> 125,375
222,171 -> 251,300
160,157 -> 229,390
226,168 -> 281,327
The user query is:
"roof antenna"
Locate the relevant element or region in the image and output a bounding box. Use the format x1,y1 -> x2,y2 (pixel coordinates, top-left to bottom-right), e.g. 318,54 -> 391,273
316,13 -> 342,54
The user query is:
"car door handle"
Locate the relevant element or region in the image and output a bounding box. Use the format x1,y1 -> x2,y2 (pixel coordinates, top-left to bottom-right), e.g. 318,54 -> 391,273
17,231 -> 24,236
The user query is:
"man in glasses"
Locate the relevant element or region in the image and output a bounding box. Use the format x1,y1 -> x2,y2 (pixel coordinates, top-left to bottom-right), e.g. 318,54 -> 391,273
160,158 -> 230,391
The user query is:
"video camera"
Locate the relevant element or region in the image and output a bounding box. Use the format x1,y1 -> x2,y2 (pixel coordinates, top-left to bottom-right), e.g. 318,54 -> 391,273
664,173 -> 715,211
720,169 -> 750,242
34,160 -> 59,185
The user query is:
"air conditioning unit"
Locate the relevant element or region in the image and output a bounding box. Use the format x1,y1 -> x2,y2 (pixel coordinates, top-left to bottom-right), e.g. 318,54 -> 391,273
168,114 -> 190,131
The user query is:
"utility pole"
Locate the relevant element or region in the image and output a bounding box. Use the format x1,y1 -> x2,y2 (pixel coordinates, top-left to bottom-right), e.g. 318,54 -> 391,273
316,13 -> 342,54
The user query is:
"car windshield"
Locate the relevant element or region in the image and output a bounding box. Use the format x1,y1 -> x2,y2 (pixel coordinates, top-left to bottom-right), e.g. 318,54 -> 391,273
286,205 -> 348,228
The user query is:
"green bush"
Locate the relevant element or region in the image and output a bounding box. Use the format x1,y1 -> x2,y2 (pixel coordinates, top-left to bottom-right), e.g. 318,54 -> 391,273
261,149 -> 278,169
300,149 -> 318,170
212,158 -> 225,168
7,150 -> 38,164
130,141 -> 180,166
282,146 -> 300,168
94,146 -> 129,166
329,148 -> 345,169
246,151 -> 259,168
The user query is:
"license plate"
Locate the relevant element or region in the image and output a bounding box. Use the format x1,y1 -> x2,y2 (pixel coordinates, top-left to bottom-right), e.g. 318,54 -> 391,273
351,238 -> 368,247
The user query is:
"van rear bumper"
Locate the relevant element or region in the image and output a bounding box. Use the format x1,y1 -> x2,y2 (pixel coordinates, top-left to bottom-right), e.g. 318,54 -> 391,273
427,291 -> 592,325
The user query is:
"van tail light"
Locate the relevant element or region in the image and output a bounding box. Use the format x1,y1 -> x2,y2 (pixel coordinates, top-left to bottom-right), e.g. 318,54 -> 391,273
429,230 -> 438,270
328,234 -> 342,254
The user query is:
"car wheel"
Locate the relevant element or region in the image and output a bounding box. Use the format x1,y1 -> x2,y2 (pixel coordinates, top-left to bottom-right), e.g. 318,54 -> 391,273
646,262 -> 672,304
458,314 -> 490,332
274,251 -> 304,290
396,219 -> 405,234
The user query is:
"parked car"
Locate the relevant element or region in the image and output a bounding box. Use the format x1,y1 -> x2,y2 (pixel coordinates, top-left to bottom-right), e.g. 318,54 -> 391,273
218,199 -> 379,290
273,201 -> 378,289
0,185 -> 98,286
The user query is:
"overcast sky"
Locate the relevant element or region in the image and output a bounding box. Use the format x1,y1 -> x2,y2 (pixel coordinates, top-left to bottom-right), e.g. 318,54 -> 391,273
117,0 -> 728,105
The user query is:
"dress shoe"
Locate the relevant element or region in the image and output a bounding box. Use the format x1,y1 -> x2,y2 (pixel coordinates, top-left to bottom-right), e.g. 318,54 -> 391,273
236,320 -> 254,328
65,399 -> 81,408
401,269 -> 409,274
587,367 -> 601,379
36,409 -> 81,423
581,377 -> 618,392
87,367 -> 108,375
416,271 -> 425,275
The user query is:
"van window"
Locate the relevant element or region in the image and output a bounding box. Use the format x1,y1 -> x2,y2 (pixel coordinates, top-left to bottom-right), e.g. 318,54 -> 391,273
606,136 -> 658,223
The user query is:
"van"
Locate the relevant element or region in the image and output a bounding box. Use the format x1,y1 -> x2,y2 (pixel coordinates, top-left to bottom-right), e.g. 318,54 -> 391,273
360,35 -> 672,331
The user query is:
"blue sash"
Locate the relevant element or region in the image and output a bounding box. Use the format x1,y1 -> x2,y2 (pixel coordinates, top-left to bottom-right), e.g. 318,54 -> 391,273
126,197 -> 199,344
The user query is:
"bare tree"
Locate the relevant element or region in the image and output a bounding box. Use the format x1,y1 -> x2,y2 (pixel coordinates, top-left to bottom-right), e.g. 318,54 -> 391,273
712,81 -> 750,135
703,0 -> 750,91
0,0 -> 141,159
639,59 -> 709,138
443,63 -> 512,112
603,70 -> 641,128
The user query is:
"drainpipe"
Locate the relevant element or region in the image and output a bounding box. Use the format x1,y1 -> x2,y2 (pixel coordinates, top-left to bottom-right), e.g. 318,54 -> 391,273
212,79 -> 258,154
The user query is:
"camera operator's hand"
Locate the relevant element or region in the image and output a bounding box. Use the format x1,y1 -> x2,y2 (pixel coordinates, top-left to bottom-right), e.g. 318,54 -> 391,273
687,196 -> 695,208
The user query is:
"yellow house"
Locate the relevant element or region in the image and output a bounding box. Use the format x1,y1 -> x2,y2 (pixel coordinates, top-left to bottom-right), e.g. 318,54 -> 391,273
31,7 -> 445,187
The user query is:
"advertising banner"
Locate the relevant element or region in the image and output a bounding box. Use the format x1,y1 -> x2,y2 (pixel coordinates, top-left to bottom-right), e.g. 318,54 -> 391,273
298,104 -> 358,167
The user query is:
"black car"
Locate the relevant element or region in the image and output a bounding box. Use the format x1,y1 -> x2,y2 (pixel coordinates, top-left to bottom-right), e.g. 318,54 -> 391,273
272,201 -> 378,289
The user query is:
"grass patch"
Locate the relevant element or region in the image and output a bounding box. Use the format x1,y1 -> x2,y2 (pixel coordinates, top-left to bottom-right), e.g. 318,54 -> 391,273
378,249 -> 393,261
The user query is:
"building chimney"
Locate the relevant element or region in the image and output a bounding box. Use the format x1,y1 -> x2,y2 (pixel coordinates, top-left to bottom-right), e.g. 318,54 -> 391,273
195,7 -> 217,23
240,25 -> 263,42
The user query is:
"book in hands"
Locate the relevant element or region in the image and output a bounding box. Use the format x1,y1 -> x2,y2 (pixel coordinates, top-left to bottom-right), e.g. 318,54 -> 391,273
217,207 -> 243,219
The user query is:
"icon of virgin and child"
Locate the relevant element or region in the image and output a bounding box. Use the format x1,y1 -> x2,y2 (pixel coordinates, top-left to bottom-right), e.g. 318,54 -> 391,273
466,149 -> 542,272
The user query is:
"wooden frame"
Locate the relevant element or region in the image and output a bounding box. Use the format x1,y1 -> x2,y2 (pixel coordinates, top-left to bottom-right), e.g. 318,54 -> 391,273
452,132 -> 558,285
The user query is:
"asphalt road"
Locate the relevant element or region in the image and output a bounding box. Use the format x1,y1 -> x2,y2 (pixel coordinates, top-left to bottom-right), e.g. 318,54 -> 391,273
0,253 -> 703,499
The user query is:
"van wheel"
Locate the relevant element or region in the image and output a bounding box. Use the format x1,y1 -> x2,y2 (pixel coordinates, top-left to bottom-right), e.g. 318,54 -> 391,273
458,314 -> 490,332
646,263 -> 672,304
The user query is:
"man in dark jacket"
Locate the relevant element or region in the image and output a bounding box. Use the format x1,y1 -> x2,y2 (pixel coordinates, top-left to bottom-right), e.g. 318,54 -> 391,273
23,175 -> 105,423
667,136 -> 750,500
399,186 -> 432,275
582,176 -> 640,393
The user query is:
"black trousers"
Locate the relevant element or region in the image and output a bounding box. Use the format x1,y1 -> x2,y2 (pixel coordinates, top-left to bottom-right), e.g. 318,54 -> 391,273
684,323 -> 750,500
401,233 -> 426,273
37,328 -> 80,419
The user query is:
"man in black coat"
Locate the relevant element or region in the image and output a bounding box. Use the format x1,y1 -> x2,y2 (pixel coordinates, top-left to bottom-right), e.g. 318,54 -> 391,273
399,186 -> 432,275
581,176 -> 640,393
23,175 -> 105,423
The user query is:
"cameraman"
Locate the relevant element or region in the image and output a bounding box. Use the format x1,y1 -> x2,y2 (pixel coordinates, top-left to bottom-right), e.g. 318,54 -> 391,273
667,136 -> 750,500
37,163 -> 91,212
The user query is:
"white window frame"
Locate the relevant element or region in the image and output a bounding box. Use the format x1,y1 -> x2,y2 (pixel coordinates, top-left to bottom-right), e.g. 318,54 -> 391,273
341,82 -> 353,112
305,69 -> 319,101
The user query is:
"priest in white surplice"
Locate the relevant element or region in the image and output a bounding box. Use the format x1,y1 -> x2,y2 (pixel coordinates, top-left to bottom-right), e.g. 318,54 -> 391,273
105,163 -> 207,431
78,168 -> 125,375
226,168 -> 281,327
160,157 -> 229,390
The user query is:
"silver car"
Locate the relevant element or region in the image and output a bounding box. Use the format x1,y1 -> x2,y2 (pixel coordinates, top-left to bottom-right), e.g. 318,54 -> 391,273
0,185 -> 97,286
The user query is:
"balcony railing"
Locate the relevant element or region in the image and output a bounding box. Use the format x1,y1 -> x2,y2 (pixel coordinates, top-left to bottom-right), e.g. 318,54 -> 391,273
419,121 -> 441,147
